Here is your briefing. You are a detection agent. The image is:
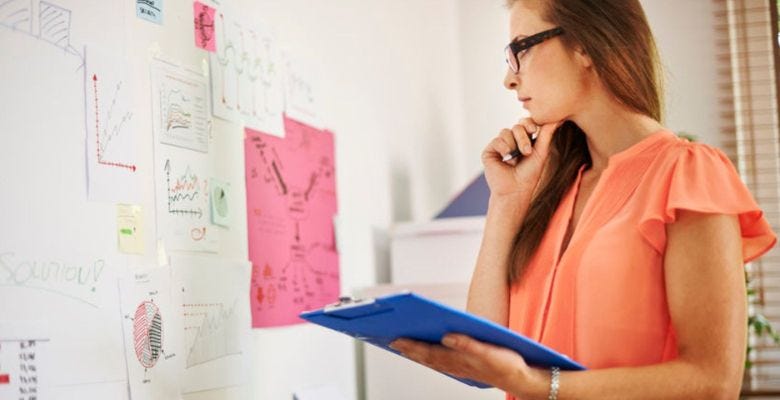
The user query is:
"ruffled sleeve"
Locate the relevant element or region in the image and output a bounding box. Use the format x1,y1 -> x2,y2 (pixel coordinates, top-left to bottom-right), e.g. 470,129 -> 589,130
638,142 -> 777,262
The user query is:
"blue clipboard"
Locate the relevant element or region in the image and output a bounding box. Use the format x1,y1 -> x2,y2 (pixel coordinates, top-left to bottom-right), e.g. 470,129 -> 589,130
300,291 -> 586,388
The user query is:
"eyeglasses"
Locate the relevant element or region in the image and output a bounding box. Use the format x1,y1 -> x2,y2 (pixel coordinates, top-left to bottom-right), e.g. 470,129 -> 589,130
504,27 -> 564,73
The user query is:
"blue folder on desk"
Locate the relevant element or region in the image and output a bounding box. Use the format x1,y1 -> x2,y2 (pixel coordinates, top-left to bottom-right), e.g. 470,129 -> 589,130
300,292 -> 586,388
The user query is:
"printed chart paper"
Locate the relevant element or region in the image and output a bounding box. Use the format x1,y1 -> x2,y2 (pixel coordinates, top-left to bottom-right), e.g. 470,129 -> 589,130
0,322 -> 49,400
244,116 -> 339,327
86,50 -> 139,202
209,11 -> 284,136
171,255 -> 251,393
282,51 -> 321,128
0,253 -> 127,396
151,59 -> 210,153
119,266 -> 183,400
152,60 -> 218,253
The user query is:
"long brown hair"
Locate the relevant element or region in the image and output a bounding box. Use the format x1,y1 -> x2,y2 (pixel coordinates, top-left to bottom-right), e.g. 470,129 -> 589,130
506,0 -> 664,284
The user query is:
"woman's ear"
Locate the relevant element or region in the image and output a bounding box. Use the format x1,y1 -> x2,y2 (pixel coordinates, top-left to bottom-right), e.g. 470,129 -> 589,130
573,46 -> 593,69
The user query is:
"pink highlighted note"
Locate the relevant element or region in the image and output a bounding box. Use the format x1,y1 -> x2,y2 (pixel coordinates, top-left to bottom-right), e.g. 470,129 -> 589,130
193,1 -> 216,52
245,116 -> 340,327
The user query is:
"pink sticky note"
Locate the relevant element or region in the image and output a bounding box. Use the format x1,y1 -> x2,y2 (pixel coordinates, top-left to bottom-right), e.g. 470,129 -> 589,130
244,116 -> 340,328
193,1 -> 216,52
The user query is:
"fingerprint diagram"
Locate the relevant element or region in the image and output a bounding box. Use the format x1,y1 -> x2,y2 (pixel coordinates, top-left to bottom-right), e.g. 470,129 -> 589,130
133,301 -> 163,368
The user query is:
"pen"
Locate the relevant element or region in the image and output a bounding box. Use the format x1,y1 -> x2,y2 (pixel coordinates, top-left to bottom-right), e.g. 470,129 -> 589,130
502,131 -> 539,162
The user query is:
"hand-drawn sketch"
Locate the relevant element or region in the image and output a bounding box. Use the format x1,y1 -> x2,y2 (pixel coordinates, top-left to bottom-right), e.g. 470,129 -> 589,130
155,155 -> 217,252
151,60 -> 210,153
172,256 -> 251,393
193,1 -> 215,52
244,117 -> 339,327
119,267 -> 182,399
86,50 -> 138,202
0,254 -> 126,396
137,0 -> 163,24
282,52 -> 321,128
0,0 -> 85,67
209,11 -> 284,136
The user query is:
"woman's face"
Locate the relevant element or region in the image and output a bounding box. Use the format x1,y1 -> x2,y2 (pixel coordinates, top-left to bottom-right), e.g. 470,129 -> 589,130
503,0 -> 592,124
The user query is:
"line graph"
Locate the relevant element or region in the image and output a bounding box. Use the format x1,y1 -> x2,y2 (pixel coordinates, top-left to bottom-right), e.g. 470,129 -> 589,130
165,159 -> 204,218
210,12 -> 284,135
93,74 -> 136,171
165,99 -> 192,132
86,51 -> 139,201
152,61 -> 210,153
183,300 -> 242,368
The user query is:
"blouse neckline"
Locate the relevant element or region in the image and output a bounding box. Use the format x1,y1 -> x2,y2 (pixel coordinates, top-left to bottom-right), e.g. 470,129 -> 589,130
605,130 -> 676,169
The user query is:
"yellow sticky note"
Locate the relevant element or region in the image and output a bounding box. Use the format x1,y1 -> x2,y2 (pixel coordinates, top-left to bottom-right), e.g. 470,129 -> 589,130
117,204 -> 144,255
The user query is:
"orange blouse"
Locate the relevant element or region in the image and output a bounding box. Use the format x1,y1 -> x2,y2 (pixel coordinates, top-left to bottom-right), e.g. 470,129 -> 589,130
507,130 -> 777,399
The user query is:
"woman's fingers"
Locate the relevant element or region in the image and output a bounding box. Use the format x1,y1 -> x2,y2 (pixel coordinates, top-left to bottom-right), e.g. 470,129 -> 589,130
531,120 -> 563,159
510,123 -> 538,156
480,129 -> 515,163
483,119 -> 562,169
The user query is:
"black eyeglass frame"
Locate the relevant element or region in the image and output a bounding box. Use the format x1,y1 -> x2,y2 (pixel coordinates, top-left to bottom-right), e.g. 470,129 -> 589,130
504,27 -> 564,73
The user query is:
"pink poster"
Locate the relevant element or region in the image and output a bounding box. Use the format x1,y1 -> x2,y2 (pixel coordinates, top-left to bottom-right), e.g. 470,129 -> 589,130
244,116 -> 339,327
193,1 -> 216,52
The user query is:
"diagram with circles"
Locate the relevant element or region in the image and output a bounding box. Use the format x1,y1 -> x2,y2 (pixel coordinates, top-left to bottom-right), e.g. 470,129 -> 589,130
133,301 -> 163,369
119,268 -> 182,399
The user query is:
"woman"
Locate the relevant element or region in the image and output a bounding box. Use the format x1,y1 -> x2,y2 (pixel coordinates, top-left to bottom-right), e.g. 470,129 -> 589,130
389,0 -> 777,398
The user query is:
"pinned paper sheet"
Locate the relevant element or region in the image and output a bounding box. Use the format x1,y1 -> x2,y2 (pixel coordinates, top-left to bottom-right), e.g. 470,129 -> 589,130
151,59 -> 210,153
210,11 -> 285,136
282,52 -> 321,128
0,322 -> 49,400
117,204 -> 144,255
151,60 -> 218,253
137,0 -> 163,24
0,253 -> 127,396
154,154 -> 218,252
86,49 -> 139,203
119,266 -> 183,400
244,116 -> 339,327
171,255 -> 251,393
210,178 -> 230,227
193,1 -> 216,52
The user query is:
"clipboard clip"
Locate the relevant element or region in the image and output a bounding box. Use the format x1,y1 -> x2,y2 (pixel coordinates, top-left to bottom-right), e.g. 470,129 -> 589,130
324,296 -> 376,313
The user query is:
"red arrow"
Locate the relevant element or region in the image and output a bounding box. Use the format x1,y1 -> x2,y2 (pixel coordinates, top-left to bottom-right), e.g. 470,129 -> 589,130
93,73 -> 137,172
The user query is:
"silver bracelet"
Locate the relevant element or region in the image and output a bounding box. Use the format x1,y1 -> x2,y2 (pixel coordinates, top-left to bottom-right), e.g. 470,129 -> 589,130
548,367 -> 560,400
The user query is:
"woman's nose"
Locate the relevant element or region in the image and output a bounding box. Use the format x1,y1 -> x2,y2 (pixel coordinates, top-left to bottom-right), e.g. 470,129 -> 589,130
504,68 -> 519,90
